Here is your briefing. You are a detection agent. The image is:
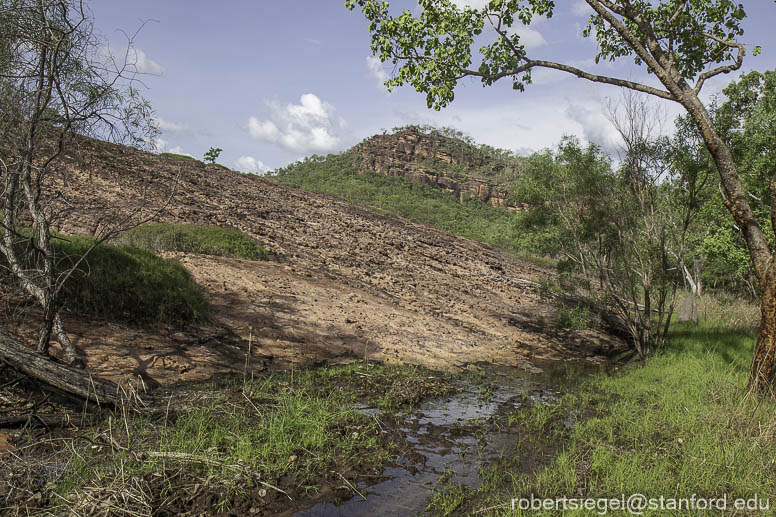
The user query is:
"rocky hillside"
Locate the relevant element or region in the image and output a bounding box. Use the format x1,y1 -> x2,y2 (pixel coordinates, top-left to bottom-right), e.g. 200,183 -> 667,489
4,135 -> 622,385
351,126 -> 522,210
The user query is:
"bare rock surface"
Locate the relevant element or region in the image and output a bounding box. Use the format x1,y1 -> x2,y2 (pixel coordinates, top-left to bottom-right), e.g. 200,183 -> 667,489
4,137 -> 623,385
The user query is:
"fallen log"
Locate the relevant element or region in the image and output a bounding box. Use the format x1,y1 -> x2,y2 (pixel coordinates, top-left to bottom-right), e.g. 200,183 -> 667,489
0,327 -> 119,405
0,412 -> 100,429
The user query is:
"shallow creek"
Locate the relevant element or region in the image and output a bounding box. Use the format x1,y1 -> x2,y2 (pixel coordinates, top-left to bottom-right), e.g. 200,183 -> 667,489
295,360 -> 598,516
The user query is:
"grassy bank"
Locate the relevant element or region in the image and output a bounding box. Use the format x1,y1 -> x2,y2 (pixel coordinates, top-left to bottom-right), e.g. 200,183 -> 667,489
115,223 -> 267,261
428,316 -> 776,516
2,233 -> 206,324
3,363 -> 457,515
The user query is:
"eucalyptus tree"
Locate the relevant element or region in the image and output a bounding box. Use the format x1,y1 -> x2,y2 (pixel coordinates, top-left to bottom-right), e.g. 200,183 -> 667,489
0,0 -> 157,366
674,70 -> 776,297
345,0 -> 776,393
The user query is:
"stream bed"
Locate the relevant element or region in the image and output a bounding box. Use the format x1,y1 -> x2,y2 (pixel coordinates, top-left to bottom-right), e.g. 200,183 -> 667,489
295,360 -> 592,516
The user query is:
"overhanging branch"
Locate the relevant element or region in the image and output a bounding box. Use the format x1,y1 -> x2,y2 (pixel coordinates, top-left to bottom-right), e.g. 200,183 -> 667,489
528,60 -> 675,101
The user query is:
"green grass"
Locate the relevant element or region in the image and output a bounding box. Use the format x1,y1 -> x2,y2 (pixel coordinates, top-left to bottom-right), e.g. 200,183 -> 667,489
299,361 -> 459,412
428,316 -> 776,516
0,233 -> 207,324
271,153 -> 526,253
53,235 -> 207,324
152,377 -> 374,479
115,223 -> 267,261
554,304 -> 590,330
160,152 -> 201,163
28,363 -> 455,514
51,376 -> 379,513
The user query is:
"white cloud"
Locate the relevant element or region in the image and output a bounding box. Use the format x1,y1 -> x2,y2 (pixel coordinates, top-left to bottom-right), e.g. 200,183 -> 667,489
390,84 -> 629,157
149,137 -> 193,157
234,155 -> 269,174
150,137 -> 168,152
248,119 -> 281,141
514,26 -> 547,50
529,67 -> 568,85
129,48 -> 165,75
102,45 -> 164,75
366,56 -> 390,90
392,101 -> 569,155
247,93 -> 344,154
167,145 -> 192,157
152,115 -> 189,133
564,103 -> 623,155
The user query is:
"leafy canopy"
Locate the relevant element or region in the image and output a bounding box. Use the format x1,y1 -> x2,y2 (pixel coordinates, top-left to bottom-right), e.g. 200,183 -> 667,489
345,0 -> 758,109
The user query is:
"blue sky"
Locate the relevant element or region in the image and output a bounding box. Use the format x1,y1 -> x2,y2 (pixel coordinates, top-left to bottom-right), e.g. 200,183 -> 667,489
92,1 -> 776,173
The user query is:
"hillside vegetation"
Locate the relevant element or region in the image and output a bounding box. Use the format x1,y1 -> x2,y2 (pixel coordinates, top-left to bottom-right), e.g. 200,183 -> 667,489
271,153 -> 524,252
2,234 -> 206,324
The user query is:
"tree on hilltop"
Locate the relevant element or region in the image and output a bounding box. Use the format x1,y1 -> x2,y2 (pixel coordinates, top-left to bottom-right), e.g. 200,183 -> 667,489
345,0 -> 776,394
204,147 -> 222,164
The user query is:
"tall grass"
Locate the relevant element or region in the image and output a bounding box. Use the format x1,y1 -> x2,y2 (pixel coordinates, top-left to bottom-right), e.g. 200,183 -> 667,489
39,363 -> 450,513
694,291 -> 760,332
431,307 -> 776,516
54,235 -> 207,324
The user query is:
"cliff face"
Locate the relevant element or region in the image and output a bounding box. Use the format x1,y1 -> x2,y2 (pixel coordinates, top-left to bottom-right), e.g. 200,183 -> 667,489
351,126 -> 520,210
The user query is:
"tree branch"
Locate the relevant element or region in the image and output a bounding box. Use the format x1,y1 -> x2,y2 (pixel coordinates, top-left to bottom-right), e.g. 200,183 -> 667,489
587,0 -> 679,90
528,60 -> 675,101
692,32 -> 745,94
482,16 -> 674,100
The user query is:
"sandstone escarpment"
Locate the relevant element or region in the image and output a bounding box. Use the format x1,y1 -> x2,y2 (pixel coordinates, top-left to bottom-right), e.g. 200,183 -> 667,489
351,126 -> 521,210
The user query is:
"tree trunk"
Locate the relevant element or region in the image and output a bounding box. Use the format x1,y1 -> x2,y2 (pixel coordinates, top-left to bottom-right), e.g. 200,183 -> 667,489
676,94 -> 776,394
54,312 -> 82,366
0,326 -> 118,404
751,261 -> 776,395
36,300 -> 55,354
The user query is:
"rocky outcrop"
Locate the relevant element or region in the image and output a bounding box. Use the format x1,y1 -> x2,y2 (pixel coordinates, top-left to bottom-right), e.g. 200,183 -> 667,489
351,126 -> 521,210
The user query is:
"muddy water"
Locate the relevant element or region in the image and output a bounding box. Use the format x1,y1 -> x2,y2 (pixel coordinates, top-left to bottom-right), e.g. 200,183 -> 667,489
296,360 -> 596,517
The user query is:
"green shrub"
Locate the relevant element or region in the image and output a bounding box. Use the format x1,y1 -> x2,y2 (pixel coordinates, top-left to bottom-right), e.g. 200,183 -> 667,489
51,235 -> 207,324
555,304 -> 590,330
0,234 -> 207,324
115,223 -> 267,261
0,234 -> 201,323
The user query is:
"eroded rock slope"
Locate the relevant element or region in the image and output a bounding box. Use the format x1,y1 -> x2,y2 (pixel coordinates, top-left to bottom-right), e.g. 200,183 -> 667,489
5,137 -> 622,384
